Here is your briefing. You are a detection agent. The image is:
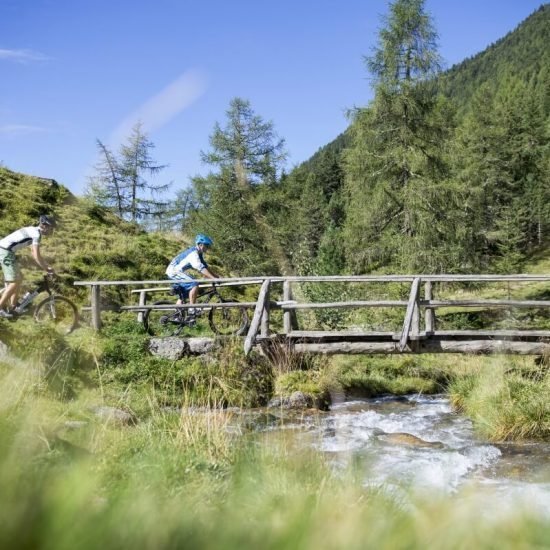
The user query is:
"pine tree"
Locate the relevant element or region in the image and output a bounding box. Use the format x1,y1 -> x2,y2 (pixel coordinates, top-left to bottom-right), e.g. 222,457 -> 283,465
186,98 -> 287,275
87,122 -> 171,224
343,0 -> 461,273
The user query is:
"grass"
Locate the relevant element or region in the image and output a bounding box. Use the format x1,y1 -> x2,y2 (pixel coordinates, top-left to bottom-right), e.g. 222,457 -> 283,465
1,358 -> 550,549
448,354 -> 550,441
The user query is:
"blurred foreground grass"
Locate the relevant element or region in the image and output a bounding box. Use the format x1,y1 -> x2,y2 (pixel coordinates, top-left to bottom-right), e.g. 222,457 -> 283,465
1,357 -> 549,550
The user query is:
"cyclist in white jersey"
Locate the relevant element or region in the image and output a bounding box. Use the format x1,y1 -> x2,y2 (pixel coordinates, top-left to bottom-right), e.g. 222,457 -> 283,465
0,215 -> 56,318
166,234 -> 217,316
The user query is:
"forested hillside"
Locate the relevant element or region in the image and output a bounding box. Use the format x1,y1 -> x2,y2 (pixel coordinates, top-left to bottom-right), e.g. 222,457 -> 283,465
0,167 -> 185,303
1,3 -> 548,283
249,2 -> 550,276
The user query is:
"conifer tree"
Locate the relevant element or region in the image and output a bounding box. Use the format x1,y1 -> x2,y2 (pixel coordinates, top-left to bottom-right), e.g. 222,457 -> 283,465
343,0 -> 462,273
87,122 -> 171,224
186,98 -> 287,275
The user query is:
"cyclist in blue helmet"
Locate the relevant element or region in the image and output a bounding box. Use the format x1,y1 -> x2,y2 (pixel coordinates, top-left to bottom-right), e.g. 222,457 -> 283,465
165,234 -> 217,316
0,215 -> 56,318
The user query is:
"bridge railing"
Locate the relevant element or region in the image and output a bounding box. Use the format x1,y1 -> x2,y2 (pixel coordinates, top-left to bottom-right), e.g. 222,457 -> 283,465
74,274 -> 550,355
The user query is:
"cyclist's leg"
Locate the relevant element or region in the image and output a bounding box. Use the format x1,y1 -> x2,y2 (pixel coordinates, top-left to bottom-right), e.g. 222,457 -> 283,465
169,275 -> 198,316
0,251 -> 21,312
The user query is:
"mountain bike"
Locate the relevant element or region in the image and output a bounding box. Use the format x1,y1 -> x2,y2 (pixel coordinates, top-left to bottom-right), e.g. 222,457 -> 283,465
142,284 -> 249,337
0,274 -> 79,335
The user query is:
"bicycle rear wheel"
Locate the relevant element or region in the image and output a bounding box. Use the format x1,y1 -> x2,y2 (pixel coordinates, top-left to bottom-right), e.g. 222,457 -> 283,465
208,298 -> 248,336
34,295 -> 79,335
143,301 -> 185,337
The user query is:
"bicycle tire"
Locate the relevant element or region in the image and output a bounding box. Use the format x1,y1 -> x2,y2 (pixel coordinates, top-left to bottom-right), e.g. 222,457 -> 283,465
34,295 -> 79,335
208,298 -> 249,336
143,301 -> 185,337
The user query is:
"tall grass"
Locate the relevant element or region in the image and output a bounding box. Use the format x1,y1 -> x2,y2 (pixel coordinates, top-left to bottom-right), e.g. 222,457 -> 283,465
448,355 -> 550,440
2,357 -> 550,549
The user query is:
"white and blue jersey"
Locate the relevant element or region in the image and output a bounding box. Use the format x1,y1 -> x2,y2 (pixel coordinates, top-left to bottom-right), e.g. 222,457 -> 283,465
0,226 -> 42,252
166,246 -> 208,296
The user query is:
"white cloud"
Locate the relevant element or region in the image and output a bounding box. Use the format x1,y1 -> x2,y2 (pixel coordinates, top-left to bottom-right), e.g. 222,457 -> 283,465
109,69 -> 208,145
0,48 -> 51,63
0,124 -> 49,137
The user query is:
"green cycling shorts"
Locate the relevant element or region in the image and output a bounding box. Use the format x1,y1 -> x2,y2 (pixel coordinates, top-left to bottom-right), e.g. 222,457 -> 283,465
0,249 -> 20,282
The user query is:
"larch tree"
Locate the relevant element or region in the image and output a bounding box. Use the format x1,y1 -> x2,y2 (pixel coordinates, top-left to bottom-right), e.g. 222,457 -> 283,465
187,98 -> 288,275
87,122 -> 171,224
343,0 -> 463,273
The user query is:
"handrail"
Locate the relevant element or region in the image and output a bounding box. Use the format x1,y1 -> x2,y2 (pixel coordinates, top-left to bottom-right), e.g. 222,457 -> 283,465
74,274 -> 550,350
73,274 -> 550,286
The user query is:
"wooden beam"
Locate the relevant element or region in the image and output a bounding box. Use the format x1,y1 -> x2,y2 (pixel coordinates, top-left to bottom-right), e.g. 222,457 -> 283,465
423,300 -> 550,308
244,280 -> 271,355
399,277 -> 421,351
425,281 -> 434,333
91,284 -> 102,330
137,290 -> 146,323
292,340 -> 550,355
283,280 -> 292,334
282,300 -> 408,309
261,282 -> 270,337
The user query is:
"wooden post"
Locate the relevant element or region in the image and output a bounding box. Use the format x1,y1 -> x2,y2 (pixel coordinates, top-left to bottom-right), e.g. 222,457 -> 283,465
283,280 -> 292,334
399,277 -> 421,352
137,290 -> 147,323
244,280 -> 271,355
261,282 -> 270,337
91,284 -> 102,330
425,281 -> 434,334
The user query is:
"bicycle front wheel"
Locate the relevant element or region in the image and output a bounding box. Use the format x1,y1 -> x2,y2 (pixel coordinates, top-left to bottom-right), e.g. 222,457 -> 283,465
34,295 -> 79,335
208,299 -> 249,336
143,301 -> 185,337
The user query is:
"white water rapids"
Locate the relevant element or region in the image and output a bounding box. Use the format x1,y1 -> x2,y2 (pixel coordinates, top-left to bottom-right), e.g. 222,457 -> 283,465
261,395 -> 550,518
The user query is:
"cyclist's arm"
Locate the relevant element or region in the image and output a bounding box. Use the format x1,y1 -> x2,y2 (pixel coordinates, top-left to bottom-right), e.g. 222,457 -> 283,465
31,244 -> 54,273
200,267 -> 217,279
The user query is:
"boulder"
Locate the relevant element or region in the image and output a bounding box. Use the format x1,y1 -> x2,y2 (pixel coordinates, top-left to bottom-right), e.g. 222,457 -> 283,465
268,391 -> 315,410
187,337 -> 217,354
149,337 -> 188,360
149,337 -> 218,359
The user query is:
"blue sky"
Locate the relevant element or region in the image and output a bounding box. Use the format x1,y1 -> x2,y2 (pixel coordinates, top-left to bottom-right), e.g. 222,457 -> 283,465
0,0 -> 545,196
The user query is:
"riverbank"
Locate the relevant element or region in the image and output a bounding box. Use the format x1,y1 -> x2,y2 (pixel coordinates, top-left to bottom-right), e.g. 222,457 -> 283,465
1,319 -> 550,547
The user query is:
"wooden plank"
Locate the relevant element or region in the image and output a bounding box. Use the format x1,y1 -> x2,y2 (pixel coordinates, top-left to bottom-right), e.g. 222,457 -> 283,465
130,287 -> 171,294
291,340 -> 550,355
423,300 -> 550,308
244,280 -> 271,356
399,278 -> 421,351
282,300 -> 408,310
119,302 -> 256,311
288,330 -> 396,338
293,342 -> 400,354
431,330 -> 550,338
74,274 -> 550,287
421,340 -> 550,355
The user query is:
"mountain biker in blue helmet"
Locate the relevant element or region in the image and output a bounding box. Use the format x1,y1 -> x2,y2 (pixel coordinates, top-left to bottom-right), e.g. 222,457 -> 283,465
0,215 -> 56,318
165,234 -> 217,316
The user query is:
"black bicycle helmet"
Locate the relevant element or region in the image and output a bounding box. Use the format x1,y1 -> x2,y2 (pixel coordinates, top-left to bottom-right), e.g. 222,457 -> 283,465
39,215 -> 56,227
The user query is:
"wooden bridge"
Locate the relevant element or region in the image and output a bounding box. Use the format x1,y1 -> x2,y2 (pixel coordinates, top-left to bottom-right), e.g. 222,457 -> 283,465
75,274 -> 550,356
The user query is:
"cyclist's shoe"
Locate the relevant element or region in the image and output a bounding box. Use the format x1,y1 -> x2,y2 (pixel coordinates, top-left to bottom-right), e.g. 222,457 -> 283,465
0,309 -> 14,319
188,307 -> 202,318
13,305 -> 27,314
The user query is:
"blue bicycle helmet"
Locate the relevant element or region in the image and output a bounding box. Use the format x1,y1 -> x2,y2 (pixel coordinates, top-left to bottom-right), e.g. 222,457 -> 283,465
39,214 -> 56,227
195,233 -> 213,246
